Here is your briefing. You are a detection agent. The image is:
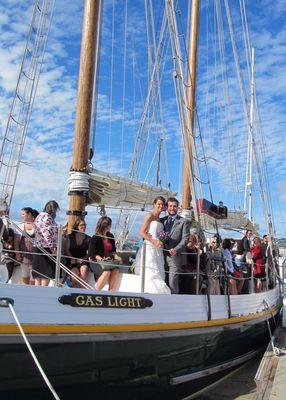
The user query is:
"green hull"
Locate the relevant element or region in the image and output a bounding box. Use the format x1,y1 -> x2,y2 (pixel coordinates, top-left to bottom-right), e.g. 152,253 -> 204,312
0,316 -> 275,394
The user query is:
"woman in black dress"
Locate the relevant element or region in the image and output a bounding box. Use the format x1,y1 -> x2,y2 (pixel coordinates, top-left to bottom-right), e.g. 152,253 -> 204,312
88,217 -> 120,291
65,218 -> 90,287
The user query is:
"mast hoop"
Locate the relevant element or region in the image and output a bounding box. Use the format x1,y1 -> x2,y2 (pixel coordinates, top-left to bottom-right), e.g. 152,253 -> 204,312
68,190 -> 89,197
66,210 -> 88,217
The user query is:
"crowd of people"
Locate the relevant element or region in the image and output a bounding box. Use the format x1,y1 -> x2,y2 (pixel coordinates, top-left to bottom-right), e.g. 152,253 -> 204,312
0,198 -> 276,295
0,200 -> 121,290
137,197 -> 275,295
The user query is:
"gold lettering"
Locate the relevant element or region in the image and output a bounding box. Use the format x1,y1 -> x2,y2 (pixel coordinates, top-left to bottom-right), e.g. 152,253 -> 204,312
134,298 -> 142,307
119,297 -> 127,307
127,297 -> 136,308
114,297 -> 119,307
75,295 -> 85,306
107,296 -> 115,307
95,296 -> 103,306
85,296 -> 95,306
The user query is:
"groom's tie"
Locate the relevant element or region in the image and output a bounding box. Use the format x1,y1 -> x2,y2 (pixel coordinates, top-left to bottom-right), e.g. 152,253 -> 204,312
165,216 -> 173,233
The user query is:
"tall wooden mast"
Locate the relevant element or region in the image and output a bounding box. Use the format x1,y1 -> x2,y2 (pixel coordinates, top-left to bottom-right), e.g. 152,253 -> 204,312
182,0 -> 200,209
68,0 -> 102,228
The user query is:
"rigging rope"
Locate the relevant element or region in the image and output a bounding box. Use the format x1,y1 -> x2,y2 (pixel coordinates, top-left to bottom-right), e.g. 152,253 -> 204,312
215,0 -> 240,208
0,299 -> 60,400
120,0 -> 128,172
107,0 -> 115,170
0,0 -> 55,210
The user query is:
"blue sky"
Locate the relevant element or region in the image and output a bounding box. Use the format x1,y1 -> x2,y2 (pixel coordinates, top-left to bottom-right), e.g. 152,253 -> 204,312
0,0 -> 285,238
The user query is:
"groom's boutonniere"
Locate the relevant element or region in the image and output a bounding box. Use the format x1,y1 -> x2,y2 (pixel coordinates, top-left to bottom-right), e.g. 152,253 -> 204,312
156,230 -> 169,243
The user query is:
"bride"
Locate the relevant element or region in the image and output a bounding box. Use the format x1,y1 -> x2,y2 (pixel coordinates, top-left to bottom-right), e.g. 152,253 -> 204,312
138,196 -> 171,294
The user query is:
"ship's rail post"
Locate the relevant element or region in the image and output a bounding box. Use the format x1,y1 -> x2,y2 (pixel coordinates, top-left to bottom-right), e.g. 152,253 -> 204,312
196,250 -> 201,294
265,259 -> 269,291
250,259 -> 254,294
140,241 -> 146,293
282,259 -> 286,297
55,224 -> 63,287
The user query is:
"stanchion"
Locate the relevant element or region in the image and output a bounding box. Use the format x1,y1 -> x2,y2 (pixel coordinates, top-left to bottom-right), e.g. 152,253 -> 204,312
140,241 -> 146,293
250,260 -> 254,294
196,252 -> 200,295
55,224 -> 62,287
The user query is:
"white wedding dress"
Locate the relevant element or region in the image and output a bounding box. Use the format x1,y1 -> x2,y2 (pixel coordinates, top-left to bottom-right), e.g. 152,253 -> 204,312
141,220 -> 171,294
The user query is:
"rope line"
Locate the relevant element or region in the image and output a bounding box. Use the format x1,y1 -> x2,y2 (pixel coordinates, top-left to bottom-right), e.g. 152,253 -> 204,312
1,299 -> 60,400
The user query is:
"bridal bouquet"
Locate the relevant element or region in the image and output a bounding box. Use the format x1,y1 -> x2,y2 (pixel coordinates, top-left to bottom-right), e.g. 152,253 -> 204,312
156,230 -> 169,243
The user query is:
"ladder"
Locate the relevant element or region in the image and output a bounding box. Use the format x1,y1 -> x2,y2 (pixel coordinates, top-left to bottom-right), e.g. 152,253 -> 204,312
0,0 -> 55,212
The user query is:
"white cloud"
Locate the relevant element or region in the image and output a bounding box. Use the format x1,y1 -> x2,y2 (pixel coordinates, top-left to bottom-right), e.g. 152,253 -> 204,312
0,0 -> 285,239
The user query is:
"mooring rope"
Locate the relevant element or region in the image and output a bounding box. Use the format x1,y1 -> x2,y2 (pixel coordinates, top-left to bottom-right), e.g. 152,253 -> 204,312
0,297 -> 61,400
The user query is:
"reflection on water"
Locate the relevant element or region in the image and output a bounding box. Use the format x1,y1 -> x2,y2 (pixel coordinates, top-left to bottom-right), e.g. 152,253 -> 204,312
1,356 -> 261,400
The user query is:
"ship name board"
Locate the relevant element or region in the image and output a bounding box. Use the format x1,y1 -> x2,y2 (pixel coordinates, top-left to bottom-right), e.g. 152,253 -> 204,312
58,293 -> 153,309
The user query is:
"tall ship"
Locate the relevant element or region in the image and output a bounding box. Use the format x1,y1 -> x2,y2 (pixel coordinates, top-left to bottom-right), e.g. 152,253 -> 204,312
0,0 -> 282,398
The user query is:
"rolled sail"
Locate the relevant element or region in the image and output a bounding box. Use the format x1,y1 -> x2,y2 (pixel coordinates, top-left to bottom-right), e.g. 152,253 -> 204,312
68,170 -> 177,208
202,210 -> 257,231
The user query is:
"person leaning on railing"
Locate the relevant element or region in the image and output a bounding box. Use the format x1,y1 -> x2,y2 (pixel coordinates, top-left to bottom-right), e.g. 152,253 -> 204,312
222,239 -> 244,295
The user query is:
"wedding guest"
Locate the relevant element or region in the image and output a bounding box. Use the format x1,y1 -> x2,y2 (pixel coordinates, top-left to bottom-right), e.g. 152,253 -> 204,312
88,217 -> 120,291
181,233 -> 201,294
32,200 -> 59,286
208,235 -> 223,295
237,230 -> 252,260
65,218 -> 90,287
237,230 -> 253,293
0,220 -> 16,281
222,239 -> 243,295
251,237 -> 265,292
15,207 -> 38,284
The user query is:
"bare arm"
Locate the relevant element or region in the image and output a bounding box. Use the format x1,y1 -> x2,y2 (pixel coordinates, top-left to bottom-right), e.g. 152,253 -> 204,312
139,214 -> 153,242
139,214 -> 162,248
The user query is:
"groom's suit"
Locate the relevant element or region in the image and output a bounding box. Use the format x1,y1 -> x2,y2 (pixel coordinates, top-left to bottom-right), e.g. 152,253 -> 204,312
161,215 -> 190,294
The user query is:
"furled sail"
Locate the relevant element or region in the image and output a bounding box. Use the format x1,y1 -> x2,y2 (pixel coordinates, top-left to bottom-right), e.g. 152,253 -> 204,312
68,170 -> 177,208
201,210 -> 257,232
89,169 -> 177,207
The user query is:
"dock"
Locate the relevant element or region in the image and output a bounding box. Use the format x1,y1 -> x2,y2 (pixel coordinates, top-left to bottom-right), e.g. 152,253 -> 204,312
254,326 -> 286,400
184,326 -> 286,400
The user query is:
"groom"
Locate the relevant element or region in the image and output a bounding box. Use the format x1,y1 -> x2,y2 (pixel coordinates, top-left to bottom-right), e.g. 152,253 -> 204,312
161,197 -> 190,294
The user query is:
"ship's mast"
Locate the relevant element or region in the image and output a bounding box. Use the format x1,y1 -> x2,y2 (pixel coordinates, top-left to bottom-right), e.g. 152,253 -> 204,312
68,0 -> 102,228
181,0 -> 200,209
244,47 -> 255,222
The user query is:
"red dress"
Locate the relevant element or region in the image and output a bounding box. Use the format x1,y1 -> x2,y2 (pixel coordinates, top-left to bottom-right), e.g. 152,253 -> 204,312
251,245 -> 265,276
